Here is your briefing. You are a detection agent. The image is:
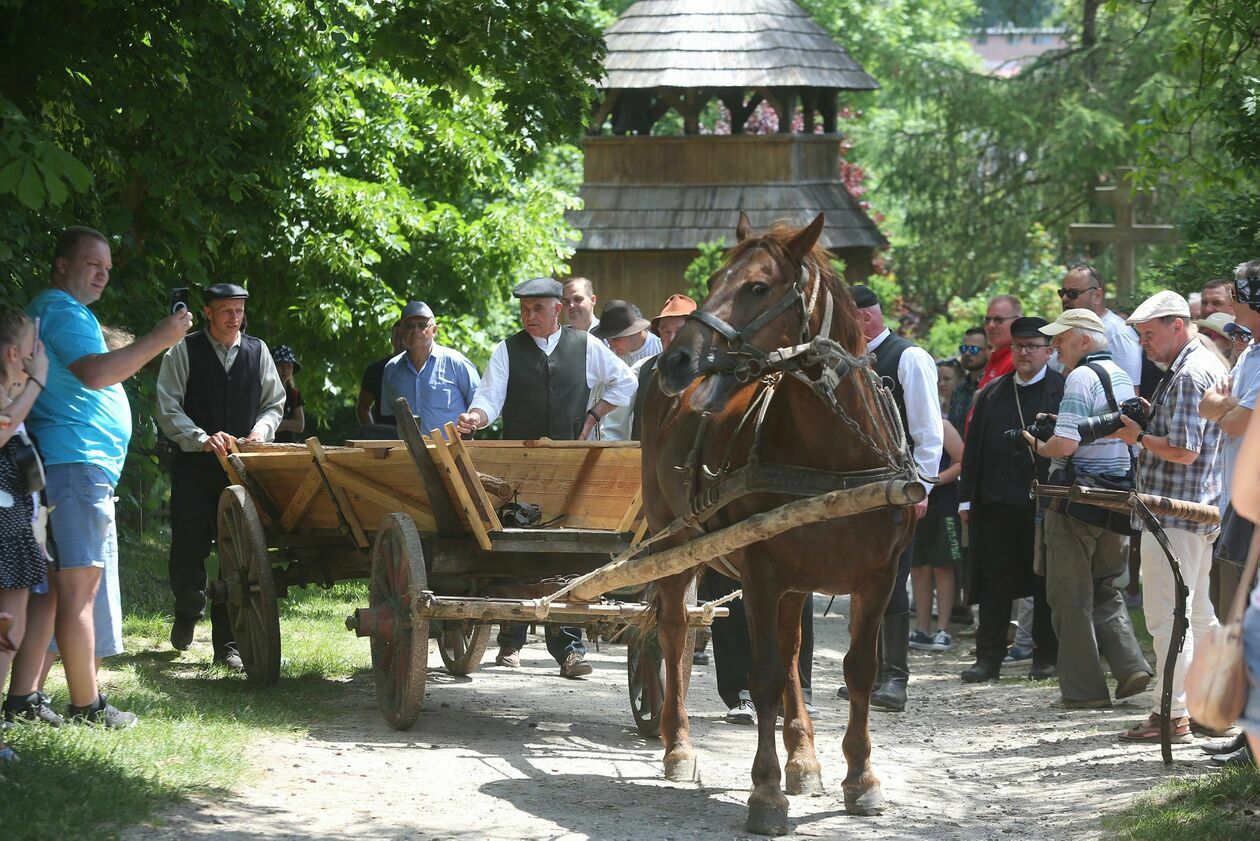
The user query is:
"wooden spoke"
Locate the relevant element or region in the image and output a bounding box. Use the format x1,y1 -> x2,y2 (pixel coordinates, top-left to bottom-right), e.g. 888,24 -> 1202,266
435,620 -> 492,676
626,628 -> 666,737
217,485 -> 281,687
369,513 -> 430,730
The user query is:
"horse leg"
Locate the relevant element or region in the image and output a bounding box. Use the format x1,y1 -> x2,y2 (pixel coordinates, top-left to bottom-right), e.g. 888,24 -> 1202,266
841,591 -> 885,815
744,584 -> 791,836
658,572 -> 699,783
777,591 -> 823,796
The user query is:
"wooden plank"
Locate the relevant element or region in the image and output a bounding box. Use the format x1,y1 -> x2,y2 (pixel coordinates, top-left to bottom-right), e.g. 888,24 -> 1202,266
306,437 -> 369,549
615,486 -> 643,533
632,517 -> 650,544
320,462 -> 437,532
279,466 -> 324,533
392,403 -> 465,537
446,422 -> 503,531
429,428 -> 493,551
226,453 -> 284,527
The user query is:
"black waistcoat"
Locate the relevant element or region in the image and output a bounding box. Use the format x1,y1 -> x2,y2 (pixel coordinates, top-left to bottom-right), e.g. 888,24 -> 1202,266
183,331 -> 264,440
872,332 -> 913,438
503,328 -> 591,440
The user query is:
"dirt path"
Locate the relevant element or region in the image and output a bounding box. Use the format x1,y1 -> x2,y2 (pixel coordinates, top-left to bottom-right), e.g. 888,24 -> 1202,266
124,596 -> 1211,840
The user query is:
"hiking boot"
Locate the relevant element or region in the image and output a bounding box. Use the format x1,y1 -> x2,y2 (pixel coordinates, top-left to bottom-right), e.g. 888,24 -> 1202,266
908,629 -> 935,651
1003,645 -> 1033,663
494,646 -> 520,668
1119,712 -> 1190,744
3,692 -> 65,727
559,651 -> 592,679
1114,671 -> 1152,700
726,698 -> 755,725
169,614 -> 196,652
928,629 -> 954,652
961,660 -> 1000,683
65,693 -> 138,729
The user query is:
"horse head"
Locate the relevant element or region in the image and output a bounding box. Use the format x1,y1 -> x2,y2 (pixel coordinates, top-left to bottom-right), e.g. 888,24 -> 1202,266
658,212 -> 860,398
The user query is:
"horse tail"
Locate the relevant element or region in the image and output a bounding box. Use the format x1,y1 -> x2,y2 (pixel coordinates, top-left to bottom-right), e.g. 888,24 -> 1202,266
625,565 -> 707,645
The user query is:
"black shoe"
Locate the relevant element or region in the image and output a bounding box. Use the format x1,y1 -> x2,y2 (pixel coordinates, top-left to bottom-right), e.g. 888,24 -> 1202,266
836,683 -> 850,701
961,661 -> 1001,683
870,677 -> 907,712
213,649 -> 245,673
1201,732 -> 1248,756
1209,745 -> 1255,768
65,693 -> 138,729
3,692 -> 65,727
692,651 -> 710,666
170,614 -> 196,651
1029,662 -> 1056,681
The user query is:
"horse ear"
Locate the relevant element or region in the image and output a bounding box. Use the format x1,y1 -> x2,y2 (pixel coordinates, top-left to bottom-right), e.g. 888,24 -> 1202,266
735,211 -> 751,243
786,213 -> 825,262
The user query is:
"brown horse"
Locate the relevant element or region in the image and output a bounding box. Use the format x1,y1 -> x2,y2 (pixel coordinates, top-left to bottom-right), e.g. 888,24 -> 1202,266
640,213 -> 918,836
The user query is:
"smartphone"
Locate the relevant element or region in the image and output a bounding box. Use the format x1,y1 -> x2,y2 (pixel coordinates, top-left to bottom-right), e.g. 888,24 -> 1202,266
169,287 -> 190,314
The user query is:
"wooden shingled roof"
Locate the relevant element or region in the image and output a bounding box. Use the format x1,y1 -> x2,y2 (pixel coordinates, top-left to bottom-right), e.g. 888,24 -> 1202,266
602,0 -> 878,91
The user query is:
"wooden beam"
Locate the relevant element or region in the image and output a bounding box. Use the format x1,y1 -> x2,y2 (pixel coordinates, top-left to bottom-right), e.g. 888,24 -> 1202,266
429,428 -> 493,551
226,453 -> 283,526
392,400 -> 464,537
306,437 -> 369,549
615,486 -> 643,534
446,422 -> 503,531
320,461 -> 437,532
1067,223 -> 1176,245
279,467 -> 324,533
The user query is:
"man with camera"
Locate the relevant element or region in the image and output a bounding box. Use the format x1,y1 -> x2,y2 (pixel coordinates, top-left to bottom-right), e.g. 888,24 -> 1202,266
1024,309 -> 1152,708
958,317 -> 1062,683
156,283 -> 285,671
1110,291 -> 1228,742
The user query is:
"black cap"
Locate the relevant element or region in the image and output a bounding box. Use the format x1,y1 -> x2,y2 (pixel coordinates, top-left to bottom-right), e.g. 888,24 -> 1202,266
850,284 -> 878,309
202,283 -> 249,302
1010,316 -> 1050,338
400,301 -> 434,322
512,277 -> 563,299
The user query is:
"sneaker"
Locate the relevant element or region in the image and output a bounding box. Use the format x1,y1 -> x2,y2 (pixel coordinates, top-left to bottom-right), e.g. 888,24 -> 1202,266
494,646 -> 520,668
726,699 -> 755,725
908,629 -> 935,651
169,614 -> 196,652
65,693 -> 138,730
928,629 -> 954,652
1003,645 -> 1033,663
3,692 -> 65,727
1119,712 -> 1190,744
559,651 -> 592,679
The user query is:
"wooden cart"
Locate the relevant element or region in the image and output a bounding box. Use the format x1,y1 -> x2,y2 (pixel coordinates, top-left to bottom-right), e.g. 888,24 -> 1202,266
210,406 -> 713,734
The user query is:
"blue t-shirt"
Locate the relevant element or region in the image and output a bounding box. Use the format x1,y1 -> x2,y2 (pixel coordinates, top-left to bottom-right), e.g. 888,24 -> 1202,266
26,289 -> 132,485
1221,343 -> 1260,513
381,344 -> 480,433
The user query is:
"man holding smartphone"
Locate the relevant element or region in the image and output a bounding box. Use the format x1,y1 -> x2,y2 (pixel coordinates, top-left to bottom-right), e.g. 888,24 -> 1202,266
156,283 -> 285,671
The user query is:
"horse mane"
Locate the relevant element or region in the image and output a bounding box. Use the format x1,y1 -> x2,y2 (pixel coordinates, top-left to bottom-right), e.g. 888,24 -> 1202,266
722,223 -> 865,355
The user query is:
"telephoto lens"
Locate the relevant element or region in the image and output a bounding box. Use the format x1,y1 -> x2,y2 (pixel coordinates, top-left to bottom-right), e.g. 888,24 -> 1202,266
1077,398 -> 1148,445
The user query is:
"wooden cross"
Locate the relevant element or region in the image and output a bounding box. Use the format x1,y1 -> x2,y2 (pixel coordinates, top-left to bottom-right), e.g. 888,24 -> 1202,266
1068,168 -> 1176,301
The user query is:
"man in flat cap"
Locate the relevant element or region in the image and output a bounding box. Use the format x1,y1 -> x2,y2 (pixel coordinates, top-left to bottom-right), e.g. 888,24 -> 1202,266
1109,291 -> 1227,742
381,301 -> 479,431
591,300 -> 661,440
957,317 -> 1062,684
457,277 -> 636,677
1020,309 -> 1149,707
839,284 -> 943,711
157,282 -> 286,671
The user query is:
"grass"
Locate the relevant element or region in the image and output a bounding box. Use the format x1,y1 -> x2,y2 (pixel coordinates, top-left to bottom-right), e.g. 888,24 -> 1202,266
0,525 -> 371,840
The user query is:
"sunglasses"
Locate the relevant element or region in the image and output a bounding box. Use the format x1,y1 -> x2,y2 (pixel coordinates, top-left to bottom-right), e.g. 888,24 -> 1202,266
1224,322 -> 1253,343
958,344 -> 984,355
1057,286 -> 1100,300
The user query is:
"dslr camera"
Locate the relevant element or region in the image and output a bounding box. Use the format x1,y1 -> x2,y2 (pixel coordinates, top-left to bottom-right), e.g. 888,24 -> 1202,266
1005,413 -> 1056,452
1077,398 -> 1149,445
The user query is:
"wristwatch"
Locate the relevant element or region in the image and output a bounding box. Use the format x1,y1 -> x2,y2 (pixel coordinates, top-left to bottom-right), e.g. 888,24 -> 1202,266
1136,431 -> 1147,448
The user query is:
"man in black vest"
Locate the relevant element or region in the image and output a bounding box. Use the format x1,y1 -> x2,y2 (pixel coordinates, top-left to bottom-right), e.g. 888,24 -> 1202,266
156,283 -> 286,670
457,277 -> 636,677
957,316 -> 1063,683
837,285 -> 943,712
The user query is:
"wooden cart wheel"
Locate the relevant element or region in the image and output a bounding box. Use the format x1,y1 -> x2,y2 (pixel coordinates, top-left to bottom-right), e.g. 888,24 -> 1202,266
627,628 -> 667,737
436,620 -> 491,676
370,513 -> 430,730
217,485 -> 282,687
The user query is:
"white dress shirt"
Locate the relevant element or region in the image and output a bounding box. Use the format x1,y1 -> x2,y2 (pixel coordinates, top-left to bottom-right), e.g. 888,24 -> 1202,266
868,329 -> 944,495
1103,308 -> 1143,387
470,327 -> 637,427
596,333 -> 663,441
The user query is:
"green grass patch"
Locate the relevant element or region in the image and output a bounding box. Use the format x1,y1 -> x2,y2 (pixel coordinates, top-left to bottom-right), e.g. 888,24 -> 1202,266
0,525 -> 371,840
1102,764 -> 1260,840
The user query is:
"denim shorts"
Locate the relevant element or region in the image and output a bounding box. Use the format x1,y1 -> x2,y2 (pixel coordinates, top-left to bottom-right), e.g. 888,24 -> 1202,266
1242,605 -> 1260,738
45,463 -> 122,658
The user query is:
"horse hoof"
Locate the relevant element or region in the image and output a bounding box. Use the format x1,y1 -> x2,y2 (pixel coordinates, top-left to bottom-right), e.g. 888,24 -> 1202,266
843,782 -> 885,816
746,790 -> 790,836
664,752 -> 700,783
785,764 -> 825,797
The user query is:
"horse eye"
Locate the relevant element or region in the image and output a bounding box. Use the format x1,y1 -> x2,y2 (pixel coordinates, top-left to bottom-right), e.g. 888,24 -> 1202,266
749,282 -> 770,296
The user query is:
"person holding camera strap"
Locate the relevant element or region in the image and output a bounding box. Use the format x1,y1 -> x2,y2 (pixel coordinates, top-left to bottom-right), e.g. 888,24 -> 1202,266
1108,292 -> 1228,741
1029,309 -> 1152,709
957,317 -> 1062,684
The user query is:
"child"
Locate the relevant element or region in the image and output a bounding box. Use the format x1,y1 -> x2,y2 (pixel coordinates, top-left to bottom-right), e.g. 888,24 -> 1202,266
272,345 -> 305,443
0,308 -> 50,765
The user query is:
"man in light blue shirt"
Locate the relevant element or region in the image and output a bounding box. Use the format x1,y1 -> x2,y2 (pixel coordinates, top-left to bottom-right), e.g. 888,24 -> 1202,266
381,301 -> 480,433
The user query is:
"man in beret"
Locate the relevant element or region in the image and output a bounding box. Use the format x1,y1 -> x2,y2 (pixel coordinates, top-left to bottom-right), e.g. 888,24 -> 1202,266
1023,309 -> 1149,707
157,283 -> 286,671
591,300 -> 661,440
381,301 -> 479,431
957,316 -> 1062,684
457,277 -> 636,677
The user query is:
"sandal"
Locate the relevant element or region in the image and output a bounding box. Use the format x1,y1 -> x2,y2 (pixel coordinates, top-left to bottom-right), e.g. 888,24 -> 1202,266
1120,712 -> 1191,743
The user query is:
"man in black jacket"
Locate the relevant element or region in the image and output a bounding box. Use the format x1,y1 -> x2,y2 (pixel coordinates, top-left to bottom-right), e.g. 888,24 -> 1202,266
958,316 -> 1062,682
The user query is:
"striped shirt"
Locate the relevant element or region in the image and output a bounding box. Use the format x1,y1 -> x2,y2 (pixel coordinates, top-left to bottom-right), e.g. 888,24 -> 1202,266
1138,340 -> 1228,535
1052,353 -> 1135,477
